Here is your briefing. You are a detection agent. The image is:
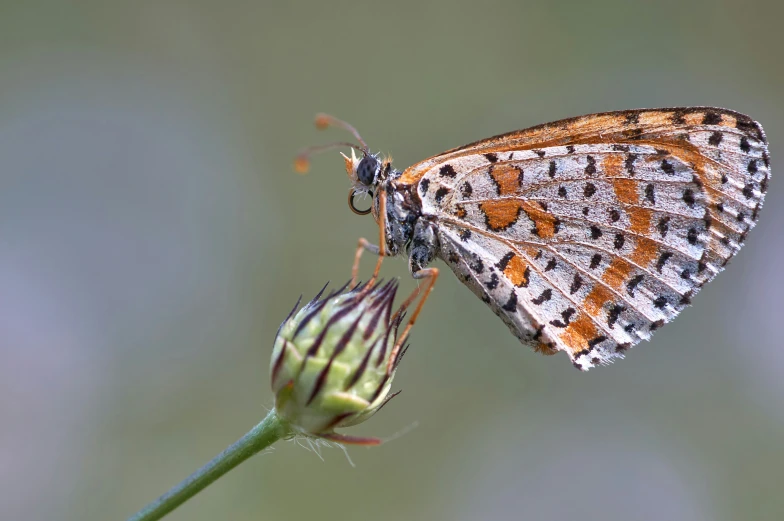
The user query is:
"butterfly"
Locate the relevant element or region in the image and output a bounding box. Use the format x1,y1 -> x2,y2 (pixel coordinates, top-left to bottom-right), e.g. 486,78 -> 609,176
295,107 -> 769,370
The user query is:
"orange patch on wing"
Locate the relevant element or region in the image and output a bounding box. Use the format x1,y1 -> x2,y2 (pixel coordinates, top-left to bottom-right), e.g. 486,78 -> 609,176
682,112 -> 704,126
629,236 -> 660,267
583,284 -> 614,316
454,205 -> 467,218
718,113 -> 737,128
602,258 -> 634,291
628,208 -> 652,235
603,154 -> 624,178
576,114 -> 625,137
490,164 -> 522,196
503,254 -> 530,287
638,111 -> 671,127
479,200 -> 523,231
521,246 -> 541,258
560,314 -> 598,354
520,201 -> 559,238
535,342 -> 558,355
613,179 -> 639,205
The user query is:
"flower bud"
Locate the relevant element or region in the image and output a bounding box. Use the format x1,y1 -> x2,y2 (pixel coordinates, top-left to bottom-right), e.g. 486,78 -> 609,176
270,280 -> 408,444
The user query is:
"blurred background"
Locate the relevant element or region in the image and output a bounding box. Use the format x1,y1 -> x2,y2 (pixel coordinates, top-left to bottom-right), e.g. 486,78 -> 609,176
1,1 -> 782,520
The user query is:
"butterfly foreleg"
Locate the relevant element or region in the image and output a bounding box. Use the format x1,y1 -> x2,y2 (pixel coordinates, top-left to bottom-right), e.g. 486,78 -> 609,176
350,189 -> 390,289
350,237 -> 381,288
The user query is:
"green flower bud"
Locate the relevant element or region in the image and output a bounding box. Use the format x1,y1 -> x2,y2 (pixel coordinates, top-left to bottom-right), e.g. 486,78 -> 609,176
270,280 -> 408,444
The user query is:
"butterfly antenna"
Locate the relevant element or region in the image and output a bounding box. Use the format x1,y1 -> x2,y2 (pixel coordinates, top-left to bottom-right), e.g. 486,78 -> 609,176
294,113 -> 371,173
294,141 -> 365,173
314,113 -> 369,152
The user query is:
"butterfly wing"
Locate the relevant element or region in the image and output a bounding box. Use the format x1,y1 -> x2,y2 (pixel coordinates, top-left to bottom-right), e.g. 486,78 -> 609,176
404,107 -> 768,370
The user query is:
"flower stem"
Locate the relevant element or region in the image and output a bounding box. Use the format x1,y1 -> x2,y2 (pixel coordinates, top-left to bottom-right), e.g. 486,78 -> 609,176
127,409 -> 290,521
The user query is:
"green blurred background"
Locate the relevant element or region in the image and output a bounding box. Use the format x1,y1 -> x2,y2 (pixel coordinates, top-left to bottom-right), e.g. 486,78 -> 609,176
2,1 -> 783,520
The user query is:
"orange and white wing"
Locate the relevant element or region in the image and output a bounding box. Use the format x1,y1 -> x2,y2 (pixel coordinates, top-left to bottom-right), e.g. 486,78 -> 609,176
403,107 -> 768,370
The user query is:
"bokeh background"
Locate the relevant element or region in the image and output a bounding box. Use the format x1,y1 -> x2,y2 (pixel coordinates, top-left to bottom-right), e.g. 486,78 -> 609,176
2,1 -> 783,520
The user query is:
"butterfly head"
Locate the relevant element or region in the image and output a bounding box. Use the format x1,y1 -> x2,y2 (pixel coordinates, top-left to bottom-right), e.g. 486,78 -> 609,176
295,113 -> 393,217
341,148 -> 397,218
341,148 -> 382,195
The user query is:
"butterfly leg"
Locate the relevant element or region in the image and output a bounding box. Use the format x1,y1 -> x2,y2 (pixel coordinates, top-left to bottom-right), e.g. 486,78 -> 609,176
350,238 -> 380,287
350,190 -> 389,288
387,219 -> 440,372
387,266 -> 439,373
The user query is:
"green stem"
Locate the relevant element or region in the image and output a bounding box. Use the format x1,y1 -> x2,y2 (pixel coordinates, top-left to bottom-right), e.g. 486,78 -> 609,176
127,409 -> 290,521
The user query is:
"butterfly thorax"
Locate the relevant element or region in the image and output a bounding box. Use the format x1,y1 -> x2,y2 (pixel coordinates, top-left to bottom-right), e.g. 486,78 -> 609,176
371,170 -> 438,275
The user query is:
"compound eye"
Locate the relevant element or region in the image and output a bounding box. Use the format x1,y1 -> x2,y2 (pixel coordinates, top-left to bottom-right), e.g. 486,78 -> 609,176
356,156 -> 378,185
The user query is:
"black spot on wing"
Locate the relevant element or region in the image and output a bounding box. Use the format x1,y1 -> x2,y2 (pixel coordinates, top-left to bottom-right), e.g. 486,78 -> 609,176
702,111 -> 722,125
687,227 -> 698,245
570,274 -> 583,294
626,274 -> 644,296
682,188 -> 696,207
485,272 -> 499,290
653,296 -> 669,309
496,252 -> 515,271
657,216 -> 670,238
435,186 -> 450,204
607,304 -> 625,329
440,164 -> 457,178
585,156 -> 597,175
671,109 -> 687,125
644,183 -> 656,204
588,336 -> 607,348
502,291 -> 517,312
656,251 -> 672,273
531,289 -> 552,305
550,307 -> 576,328
708,131 -> 722,146
625,153 -> 637,175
